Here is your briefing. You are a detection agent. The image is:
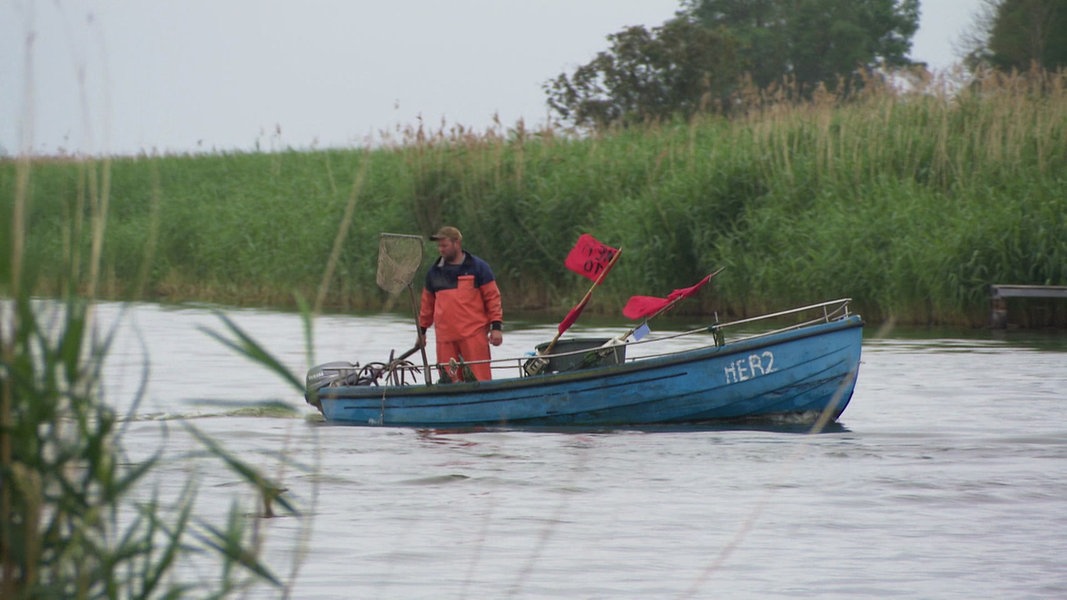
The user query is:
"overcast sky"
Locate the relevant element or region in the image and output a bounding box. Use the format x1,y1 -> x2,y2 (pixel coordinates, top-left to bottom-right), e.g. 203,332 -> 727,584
1,0 -> 983,156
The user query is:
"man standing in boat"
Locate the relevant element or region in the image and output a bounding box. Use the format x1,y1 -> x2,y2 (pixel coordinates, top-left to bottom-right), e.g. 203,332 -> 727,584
416,226 -> 504,381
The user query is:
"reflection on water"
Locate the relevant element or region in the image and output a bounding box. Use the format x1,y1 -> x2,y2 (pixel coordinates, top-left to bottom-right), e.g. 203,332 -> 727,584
20,300 -> 1067,597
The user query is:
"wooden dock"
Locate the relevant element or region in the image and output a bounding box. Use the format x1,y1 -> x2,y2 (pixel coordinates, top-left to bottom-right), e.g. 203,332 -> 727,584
989,284 -> 1067,328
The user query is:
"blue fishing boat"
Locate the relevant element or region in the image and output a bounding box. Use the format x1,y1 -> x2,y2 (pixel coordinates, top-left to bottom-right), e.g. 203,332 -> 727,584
304,298 -> 863,428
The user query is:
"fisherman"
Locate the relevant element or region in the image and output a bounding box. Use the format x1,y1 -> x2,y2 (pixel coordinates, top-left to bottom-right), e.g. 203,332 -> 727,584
416,226 -> 503,381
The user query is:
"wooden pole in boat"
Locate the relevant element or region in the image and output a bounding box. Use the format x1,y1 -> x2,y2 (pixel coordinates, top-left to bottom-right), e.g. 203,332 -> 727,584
525,248 -> 623,376
407,284 -> 432,384
545,247 -> 622,353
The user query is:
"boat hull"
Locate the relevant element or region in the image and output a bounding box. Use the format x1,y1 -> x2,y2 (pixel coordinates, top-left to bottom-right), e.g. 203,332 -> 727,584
311,315 -> 863,428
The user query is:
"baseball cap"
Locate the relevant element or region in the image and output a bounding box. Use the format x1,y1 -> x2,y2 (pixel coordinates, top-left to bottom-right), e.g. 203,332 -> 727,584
429,226 -> 462,242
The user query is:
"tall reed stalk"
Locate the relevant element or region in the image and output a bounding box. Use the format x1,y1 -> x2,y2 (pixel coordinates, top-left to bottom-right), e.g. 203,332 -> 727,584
1,154 -> 304,597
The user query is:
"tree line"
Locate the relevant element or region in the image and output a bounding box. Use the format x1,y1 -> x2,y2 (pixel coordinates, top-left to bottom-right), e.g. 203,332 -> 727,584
545,0 -> 1067,129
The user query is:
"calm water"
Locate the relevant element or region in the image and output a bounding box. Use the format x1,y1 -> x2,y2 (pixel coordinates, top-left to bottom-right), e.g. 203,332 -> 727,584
84,302 -> 1067,598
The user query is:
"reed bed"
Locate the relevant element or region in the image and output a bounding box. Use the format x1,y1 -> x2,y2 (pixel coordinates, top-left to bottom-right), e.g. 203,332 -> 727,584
2,127 -> 303,598
3,69 -> 1066,326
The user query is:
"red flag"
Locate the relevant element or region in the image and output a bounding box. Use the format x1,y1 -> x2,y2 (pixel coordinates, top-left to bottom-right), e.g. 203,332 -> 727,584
666,272 -> 714,301
622,272 -> 717,320
622,295 -> 671,320
557,297 -> 590,335
564,234 -> 620,282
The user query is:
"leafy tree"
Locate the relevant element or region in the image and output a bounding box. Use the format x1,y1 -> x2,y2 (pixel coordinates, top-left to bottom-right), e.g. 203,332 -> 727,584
681,0 -> 919,93
986,0 -> 1067,71
958,0 -> 1001,70
544,18 -> 740,129
545,0 -> 919,128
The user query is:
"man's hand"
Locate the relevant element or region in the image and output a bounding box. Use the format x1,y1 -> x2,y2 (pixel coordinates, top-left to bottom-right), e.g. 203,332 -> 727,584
415,333 -> 427,349
489,330 -> 503,347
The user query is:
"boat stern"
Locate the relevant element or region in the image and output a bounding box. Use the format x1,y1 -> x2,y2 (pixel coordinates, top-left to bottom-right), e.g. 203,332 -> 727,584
304,361 -> 360,410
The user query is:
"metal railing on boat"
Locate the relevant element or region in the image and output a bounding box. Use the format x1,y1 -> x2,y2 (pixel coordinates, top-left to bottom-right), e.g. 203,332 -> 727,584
616,298 -> 853,361
379,298 -> 855,383
503,297 -> 854,377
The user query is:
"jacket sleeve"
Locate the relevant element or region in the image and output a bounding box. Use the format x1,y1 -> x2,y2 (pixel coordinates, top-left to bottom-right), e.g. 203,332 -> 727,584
418,288 -> 435,331
480,280 -> 503,326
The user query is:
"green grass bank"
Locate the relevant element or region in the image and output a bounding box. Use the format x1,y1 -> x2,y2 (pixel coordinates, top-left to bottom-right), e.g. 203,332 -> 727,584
4,71 -> 1066,327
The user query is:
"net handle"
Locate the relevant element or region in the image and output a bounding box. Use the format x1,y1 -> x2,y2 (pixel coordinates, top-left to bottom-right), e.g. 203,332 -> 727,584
376,232 -> 431,384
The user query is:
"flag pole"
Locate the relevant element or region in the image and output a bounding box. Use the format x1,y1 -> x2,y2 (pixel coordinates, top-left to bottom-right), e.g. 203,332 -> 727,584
524,248 -> 622,376
616,267 -> 725,342
544,247 -> 623,353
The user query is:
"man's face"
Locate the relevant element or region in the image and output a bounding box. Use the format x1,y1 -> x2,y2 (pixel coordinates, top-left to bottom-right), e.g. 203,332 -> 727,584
436,238 -> 461,262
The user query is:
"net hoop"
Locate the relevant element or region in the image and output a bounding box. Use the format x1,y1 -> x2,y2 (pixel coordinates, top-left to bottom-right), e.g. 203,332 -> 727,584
376,233 -> 424,295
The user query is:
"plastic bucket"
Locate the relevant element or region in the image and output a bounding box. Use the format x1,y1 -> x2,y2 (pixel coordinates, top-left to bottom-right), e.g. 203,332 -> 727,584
534,338 -> 626,373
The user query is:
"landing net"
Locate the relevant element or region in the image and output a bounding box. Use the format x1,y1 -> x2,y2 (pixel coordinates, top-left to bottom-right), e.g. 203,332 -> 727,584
376,233 -> 424,295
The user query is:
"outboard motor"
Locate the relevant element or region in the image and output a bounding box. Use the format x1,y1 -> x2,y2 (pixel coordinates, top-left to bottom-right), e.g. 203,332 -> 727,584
306,361 -> 362,394
305,348 -> 423,408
